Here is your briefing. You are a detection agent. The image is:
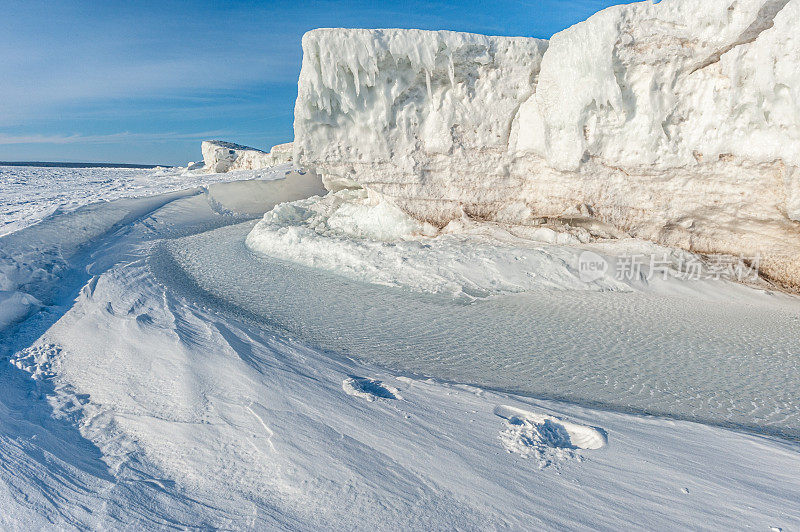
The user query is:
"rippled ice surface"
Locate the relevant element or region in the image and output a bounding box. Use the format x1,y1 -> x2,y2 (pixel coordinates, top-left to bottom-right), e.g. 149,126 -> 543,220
161,222 -> 800,439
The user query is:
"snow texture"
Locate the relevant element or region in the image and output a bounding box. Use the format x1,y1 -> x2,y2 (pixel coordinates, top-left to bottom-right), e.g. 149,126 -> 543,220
293,1 -> 800,289
246,188 -> 783,300
494,405 -> 606,468
0,165 -> 324,335
1,165 -> 799,529
201,140 -> 293,173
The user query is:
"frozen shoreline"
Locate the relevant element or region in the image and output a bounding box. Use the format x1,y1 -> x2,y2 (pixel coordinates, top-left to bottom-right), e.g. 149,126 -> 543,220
0,163 -> 292,236
1,168 -> 798,528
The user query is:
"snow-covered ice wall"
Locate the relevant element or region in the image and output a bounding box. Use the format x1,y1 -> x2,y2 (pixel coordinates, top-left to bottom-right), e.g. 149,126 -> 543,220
202,140 -> 292,173
293,28 -> 548,194
292,1 -> 800,289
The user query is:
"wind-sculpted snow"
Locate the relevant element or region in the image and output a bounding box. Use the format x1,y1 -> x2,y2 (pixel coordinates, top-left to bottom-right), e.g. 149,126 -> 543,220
2,169 -> 799,528
246,189 -> 781,300
293,0 -> 800,289
0,166 -> 323,332
195,223 -> 800,440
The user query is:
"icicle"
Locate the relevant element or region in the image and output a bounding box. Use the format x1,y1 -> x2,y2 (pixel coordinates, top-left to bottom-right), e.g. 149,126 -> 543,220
353,63 -> 360,97
425,68 -> 433,102
448,51 -> 455,89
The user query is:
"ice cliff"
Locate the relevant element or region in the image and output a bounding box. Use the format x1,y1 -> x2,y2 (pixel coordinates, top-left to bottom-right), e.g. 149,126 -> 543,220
201,140 -> 292,173
293,29 -> 549,191
290,0 -> 800,289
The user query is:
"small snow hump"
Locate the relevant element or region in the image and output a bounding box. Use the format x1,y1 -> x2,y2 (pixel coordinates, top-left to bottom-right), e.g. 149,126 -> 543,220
494,405 -> 606,468
342,376 -> 401,402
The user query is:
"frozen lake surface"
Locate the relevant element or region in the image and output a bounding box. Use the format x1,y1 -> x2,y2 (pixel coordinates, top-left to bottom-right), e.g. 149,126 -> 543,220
0,164 -> 290,236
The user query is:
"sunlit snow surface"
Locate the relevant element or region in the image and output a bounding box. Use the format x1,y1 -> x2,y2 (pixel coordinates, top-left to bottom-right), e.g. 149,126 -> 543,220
1,166 -> 799,529
171,222 -> 800,439
0,164 -> 289,236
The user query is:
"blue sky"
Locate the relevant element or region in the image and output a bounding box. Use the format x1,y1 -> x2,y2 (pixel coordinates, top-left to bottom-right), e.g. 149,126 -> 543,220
1,0 -> 633,165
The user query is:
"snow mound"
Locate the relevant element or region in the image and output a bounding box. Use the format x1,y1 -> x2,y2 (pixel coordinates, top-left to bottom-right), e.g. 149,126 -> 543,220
201,140 -> 293,173
0,290 -> 42,330
292,2 -> 800,289
246,188 -> 779,300
245,189 -> 625,298
495,405 -> 606,468
342,376 -> 401,401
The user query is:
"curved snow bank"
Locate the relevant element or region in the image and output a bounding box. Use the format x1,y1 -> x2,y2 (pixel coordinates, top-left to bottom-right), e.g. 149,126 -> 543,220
181,222 -> 800,439
246,190 -> 619,297
246,190 -> 777,300
0,168 -> 323,333
293,2 -> 800,289
201,140 -> 293,173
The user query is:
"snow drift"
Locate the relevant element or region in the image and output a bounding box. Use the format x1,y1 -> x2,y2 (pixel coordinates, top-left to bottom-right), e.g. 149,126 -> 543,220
291,0 -> 800,289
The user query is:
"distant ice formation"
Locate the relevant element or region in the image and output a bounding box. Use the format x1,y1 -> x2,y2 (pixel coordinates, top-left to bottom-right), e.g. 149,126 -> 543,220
289,0 -> 800,289
199,140 -> 293,173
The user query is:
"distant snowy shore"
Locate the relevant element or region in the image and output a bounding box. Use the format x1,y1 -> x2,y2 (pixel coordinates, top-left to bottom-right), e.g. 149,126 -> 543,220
0,163 -> 290,236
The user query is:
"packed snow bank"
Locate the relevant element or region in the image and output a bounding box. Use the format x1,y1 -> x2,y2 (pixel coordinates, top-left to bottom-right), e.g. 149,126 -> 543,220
292,2 -> 800,289
246,190 -> 780,300
200,140 -> 293,173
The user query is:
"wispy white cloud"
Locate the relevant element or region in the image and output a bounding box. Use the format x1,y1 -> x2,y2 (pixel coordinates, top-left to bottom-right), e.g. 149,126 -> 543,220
0,2 -> 302,126
0,131 -> 231,145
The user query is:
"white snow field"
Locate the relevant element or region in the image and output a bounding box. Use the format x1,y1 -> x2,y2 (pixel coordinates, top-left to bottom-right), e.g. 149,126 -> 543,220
1,164 -> 799,529
0,164 -> 295,237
